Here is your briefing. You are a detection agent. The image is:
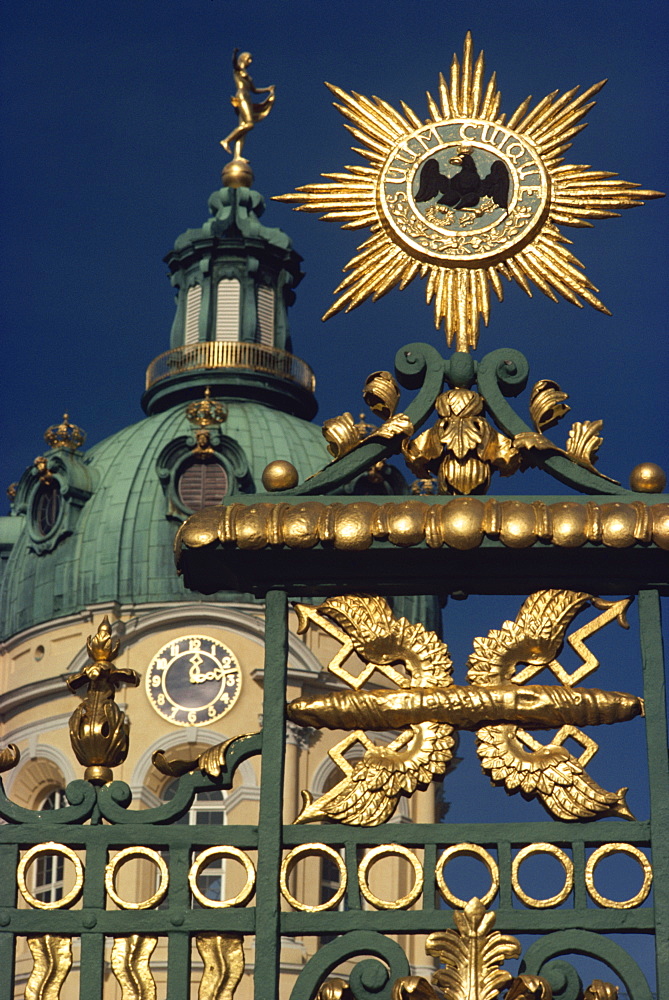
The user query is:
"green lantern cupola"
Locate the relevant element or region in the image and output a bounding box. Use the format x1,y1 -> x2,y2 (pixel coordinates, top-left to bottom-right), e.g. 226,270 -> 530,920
142,184 -> 315,419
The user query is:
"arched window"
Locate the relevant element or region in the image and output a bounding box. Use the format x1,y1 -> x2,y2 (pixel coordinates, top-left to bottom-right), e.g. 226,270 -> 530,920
33,483 -> 61,536
216,279 -> 240,342
163,782 -> 227,905
176,457 -> 229,511
184,285 -> 202,345
256,286 -> 275,347
34,789 -> 67,904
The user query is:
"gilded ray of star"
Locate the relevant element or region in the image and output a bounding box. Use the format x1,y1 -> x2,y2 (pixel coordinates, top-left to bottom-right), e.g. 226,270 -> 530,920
276,33 -> 663,351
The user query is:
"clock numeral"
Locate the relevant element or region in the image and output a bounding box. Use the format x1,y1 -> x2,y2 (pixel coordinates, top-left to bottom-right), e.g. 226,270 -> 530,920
226,674 -> 237,687
155,658 -> 168,671
188,710 -> 197,725
151,675 -> 161,687
169,705 -> 179,721
157,693 -> 165,706
189,638 -> 201,651
208,705 -> 217,718
170,644 -> 180,658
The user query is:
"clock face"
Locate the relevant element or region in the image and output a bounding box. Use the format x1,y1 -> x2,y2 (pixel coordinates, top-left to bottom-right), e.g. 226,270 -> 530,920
145,634 -> 242,727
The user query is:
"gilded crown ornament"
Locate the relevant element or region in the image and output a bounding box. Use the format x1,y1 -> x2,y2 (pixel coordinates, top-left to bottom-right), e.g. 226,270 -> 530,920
67,616 -> 140,783
277,32 -> 663,350
44,413 -> 86,452
186,387 -> 228,428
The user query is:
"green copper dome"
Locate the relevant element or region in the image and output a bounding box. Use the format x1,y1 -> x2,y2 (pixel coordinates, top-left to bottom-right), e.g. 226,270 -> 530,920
0,182 -> 332,639
0,398 -> 330,639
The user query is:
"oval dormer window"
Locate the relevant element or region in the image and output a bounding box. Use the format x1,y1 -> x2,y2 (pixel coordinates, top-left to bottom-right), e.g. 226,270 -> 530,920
33,483 -> 61,536
177,457 -> 229,511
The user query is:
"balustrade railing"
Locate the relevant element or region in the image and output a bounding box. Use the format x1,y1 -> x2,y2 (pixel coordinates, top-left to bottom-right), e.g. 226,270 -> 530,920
145,340 -> 316,392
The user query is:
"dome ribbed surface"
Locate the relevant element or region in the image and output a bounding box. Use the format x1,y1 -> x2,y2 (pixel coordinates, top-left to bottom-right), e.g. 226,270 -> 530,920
0,400 -> 330,638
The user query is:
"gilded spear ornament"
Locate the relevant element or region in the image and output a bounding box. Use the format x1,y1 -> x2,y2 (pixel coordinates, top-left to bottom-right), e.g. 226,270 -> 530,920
287,591 -> 643,824
276,33 -> 663,350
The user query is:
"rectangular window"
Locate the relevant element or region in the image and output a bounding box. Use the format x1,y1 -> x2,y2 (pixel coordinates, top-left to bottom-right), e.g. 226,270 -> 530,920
184,285 -> 202,345
256,286 -> 275,347
216,279 -> 240,341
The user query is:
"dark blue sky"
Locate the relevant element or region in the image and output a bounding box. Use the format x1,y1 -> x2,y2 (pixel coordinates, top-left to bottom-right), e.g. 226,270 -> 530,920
1,0 -> 667,496
1,5 -> 667,990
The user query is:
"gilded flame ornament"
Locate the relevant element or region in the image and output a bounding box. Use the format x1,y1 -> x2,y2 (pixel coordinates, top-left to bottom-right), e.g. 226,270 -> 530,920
67,616 -> 140,783
277,33 -> 663,350
287,591 -> 643,825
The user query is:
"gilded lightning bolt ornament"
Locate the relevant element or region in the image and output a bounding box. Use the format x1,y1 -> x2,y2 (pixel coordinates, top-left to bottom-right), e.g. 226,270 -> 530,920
286,591 -> 643,825
276,33 -> 663,350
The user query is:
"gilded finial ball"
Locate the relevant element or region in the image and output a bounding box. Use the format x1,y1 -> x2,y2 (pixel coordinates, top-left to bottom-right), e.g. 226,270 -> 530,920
629,462 -> 666,493
222,158 -> 254,189
262,460 -> 299,492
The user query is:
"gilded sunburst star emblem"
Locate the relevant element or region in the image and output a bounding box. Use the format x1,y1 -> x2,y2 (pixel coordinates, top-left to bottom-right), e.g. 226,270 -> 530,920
277,33 -> 663,350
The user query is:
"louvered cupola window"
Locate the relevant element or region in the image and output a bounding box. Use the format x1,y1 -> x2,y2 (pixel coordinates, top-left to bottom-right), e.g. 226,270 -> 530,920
215,279 -> 240,342
177,457 -> 229,511
256,286 -> 275,347
184,284 -> 202,345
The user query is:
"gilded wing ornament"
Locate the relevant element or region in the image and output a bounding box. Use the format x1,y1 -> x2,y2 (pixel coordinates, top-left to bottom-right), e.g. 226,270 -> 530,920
293,595 -> 456,826
295,722 -> 455,826
288,590 -> 643,825
469,590 -> 635,820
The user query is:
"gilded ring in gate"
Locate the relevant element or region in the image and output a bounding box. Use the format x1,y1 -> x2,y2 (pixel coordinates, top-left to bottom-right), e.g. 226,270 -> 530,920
189,846 -> 255,908
105,846 -> 169,910
280,843 -> 347,912
585,843 -> 653,909
18,842 -> 84,910
358,844 -> 423,910
436,844 -> 499,908
512,843 -> 573,908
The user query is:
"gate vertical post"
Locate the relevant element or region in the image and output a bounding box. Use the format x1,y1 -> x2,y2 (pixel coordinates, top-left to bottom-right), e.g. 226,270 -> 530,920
79,839 -> 106,996
0,843 -> 17,999
255,587 -> 288,999
638,588 -> 669,995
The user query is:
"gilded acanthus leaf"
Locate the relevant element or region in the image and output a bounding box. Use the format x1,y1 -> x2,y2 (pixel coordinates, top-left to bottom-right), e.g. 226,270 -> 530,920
565,419 -> 615,479
426,897 -> 520,1000
26,936 -> 73,1000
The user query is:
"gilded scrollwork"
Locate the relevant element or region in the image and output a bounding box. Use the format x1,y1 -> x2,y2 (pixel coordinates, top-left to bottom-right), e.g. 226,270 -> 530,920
0,742 -> 20,773
287,591 -> 643,824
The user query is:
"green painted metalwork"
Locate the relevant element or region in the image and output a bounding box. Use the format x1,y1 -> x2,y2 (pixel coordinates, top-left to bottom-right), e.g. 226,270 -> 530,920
0,336 -> 666,998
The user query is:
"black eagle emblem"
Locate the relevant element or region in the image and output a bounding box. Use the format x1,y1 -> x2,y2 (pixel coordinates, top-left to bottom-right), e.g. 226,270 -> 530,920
415,149 -> 510,212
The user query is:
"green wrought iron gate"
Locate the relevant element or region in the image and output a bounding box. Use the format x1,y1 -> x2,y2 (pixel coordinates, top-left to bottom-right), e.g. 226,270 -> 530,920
1,341 -> 667,1000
